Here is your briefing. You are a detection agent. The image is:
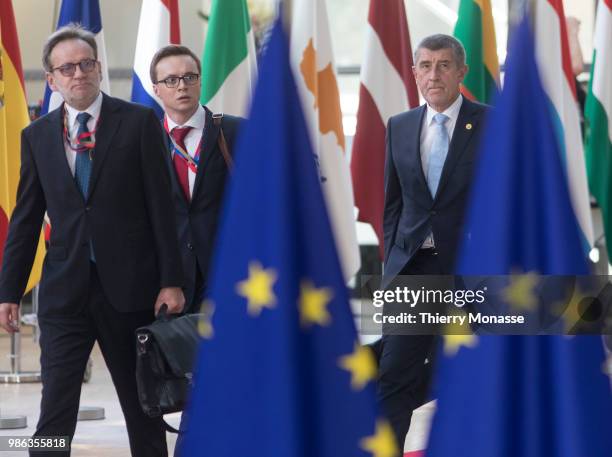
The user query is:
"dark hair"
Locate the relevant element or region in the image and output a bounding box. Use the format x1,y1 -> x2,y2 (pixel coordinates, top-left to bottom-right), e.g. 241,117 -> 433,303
414,34 -> 466,67
42,23 -> 97,72
149,45 -> 202,83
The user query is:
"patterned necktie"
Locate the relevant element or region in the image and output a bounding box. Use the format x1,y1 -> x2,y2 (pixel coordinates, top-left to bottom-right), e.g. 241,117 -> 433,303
427,113 -> 450,198
74,112 -> 92,198
171,127 -> 193,201
74,112 -> 96,261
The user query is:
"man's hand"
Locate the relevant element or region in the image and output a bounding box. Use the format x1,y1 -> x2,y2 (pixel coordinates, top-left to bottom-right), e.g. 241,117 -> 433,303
0,303 -> 20,333
155,287 -> 185,315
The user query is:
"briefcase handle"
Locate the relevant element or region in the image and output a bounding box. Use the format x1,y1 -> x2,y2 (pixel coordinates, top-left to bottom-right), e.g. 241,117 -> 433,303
156,303 -> 174,322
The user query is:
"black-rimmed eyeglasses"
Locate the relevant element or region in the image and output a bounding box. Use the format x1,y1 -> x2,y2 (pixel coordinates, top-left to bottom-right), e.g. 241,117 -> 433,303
156,73 -> 200,88
50,59 -> 98,77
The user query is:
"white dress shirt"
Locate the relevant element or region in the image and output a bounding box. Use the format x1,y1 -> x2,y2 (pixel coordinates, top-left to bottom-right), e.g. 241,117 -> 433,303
63,92 -> 103,176
166,105 -> 206,197
419,94 -> 463,248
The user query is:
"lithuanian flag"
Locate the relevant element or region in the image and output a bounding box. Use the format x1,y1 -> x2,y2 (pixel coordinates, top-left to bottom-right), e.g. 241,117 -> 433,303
454,0 -> 500,103
0,0 -> 44,292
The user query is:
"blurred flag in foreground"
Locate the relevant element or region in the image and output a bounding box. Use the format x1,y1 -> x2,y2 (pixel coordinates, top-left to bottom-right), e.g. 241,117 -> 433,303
426,15 -> 612,457
180,17 -> 397,457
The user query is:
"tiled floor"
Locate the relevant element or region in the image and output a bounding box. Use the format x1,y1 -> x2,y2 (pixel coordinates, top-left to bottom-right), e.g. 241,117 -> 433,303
0,327 -> 432,456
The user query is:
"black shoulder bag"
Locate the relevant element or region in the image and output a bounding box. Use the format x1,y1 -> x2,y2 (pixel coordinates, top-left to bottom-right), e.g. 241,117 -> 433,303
135,306 -> 202,432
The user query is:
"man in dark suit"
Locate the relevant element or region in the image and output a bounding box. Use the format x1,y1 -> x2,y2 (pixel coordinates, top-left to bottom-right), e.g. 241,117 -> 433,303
0,25 -> 184,457
380,34 -> 489,450
149,45 -> 242,455
150,44 -> 242,314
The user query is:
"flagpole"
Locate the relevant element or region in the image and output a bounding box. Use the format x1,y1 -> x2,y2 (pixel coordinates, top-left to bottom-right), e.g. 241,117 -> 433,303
282,0 -> 292,37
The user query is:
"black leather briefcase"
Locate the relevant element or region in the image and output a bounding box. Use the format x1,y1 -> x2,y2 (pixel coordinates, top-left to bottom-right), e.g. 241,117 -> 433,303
135,306 -> 202,427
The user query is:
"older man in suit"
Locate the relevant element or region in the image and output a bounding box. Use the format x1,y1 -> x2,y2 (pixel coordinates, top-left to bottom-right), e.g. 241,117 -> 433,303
380,34 -> 489,450
0,25 -> 184,457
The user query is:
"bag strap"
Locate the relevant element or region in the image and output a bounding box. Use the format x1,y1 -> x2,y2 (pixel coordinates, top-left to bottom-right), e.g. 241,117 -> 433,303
162,418 -> 181,434
212,113 -> 233,171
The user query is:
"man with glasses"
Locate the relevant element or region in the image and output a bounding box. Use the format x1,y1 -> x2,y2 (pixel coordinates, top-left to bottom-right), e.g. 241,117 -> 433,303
149,45 -> 242,455
150,45 -> 242,315
0,25 -> 184,456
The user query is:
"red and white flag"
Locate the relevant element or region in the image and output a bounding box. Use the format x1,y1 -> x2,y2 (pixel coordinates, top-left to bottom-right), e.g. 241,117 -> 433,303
350,0 -> 419,258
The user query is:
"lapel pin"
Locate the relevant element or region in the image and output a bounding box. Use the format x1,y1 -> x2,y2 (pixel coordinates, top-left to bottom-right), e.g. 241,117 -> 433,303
466,123 -> 473,130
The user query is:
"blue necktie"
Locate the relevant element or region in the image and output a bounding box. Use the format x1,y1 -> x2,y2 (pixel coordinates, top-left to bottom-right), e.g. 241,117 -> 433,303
74,112 -> 96,261
427,113 -> 450,198
74,112 -> 92,198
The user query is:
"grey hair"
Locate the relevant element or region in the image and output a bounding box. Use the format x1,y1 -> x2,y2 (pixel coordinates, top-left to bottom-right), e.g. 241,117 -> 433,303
414,34 -> 466,67
42,23 -> 97,72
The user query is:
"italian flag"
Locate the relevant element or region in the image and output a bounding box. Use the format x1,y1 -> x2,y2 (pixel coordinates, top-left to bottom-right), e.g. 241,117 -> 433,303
200,0 -> 257,116
453,0 -> 500,103
586,0 -> 612,260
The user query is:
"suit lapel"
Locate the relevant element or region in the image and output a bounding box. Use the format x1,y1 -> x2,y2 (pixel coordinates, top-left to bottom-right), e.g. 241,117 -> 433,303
87,94 -> 120,199
190,106 -> 220,202
45,107 -> 78,192
434,98 -> 479,200
412,105 -> 431,201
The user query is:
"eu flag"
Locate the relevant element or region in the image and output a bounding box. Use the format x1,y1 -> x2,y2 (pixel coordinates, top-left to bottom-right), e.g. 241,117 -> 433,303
179,19 -> 395,457
425,16 -> 612,457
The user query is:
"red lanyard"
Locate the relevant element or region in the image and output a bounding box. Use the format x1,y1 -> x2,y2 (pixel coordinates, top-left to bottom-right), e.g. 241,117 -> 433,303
163,116 -> 202,174
62,105 -> 100,154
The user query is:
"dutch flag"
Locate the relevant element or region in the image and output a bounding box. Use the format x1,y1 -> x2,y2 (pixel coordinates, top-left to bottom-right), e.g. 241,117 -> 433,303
130,0 -> 181,118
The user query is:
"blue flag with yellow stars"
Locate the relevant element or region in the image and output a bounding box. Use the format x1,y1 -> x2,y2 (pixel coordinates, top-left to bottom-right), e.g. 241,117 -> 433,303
425,15 -> 612,457
179,18 -> 397,457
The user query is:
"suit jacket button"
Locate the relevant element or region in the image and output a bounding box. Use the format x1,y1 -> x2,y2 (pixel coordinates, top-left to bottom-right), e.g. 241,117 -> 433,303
430,210 -> 437,216
85,206 -> 91,212
187,243 -> 194,251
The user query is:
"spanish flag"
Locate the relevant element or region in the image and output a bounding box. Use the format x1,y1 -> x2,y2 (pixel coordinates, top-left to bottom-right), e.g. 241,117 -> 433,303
453,0 -> 500,103
0,0 -> 44,292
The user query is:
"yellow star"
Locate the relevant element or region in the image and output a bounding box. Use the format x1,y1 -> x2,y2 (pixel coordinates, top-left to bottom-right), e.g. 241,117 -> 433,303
502,272 -> 540,311
236,261 -> 278,316
198,300 -> 215,339
553,285 -> 589,333
360,419 -> 399,457
443,333 -> 478,356
442,308 -> 470,336
299,280 -> 333,327
338,342 -> 377,390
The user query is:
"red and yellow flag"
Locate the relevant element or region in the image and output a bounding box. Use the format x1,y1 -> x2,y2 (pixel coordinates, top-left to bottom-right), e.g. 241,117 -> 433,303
0,0 -> 44,292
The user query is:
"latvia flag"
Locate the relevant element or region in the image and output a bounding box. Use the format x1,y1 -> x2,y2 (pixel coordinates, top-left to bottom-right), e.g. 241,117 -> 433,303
350,0 -> 419,259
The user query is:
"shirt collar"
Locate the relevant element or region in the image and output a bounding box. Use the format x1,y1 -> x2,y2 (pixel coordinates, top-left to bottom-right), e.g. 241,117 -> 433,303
165,105 -> 205,132
65,91 -> 103,128
425,93 -> 463,126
